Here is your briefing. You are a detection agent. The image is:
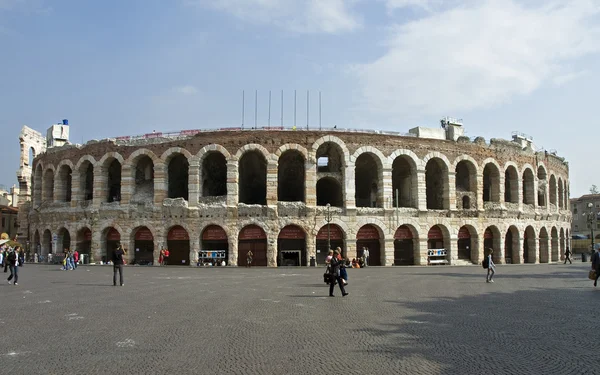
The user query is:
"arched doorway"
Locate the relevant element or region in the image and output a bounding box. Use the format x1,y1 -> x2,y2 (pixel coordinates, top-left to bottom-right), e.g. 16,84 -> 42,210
394,225 -> 415,265
277,225 -> 306,266
457,226 -> 471,260
425,159 -> 448,209
278,151 -> 305,202
524,226 -> 537,263
356,224 -> 381,266
42,229 -> 52,257
238,225 -> 267,266
167,226 -> 190,266
133,227 -> 154,265
239,151 -> 267,205
33,230 -> 41,257
484,226 -> 502,264
316,224 -> 345,265
551,227 -> 559,262
355,153 -> 382,208
104,227 -> 121,264
539,227 -> 549,263
57,227 -> 71,254
504,226 -> 520,264
201,225 -> 229,266
427,225 -> 448,264
316,177 -> 343,207
76,228 -> 92,264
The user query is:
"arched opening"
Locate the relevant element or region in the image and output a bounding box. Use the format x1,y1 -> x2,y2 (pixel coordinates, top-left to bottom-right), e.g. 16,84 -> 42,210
549,175 -> 557,207
504,226 -> 519,264
106,159 -> 122,202
239,151 -> 267,205
133,227 -> 154,265
200,225 -> 229,266
504,166 -> 519,203
80,161 -> 94,201
277,225 -> 306,266
524,226 -> 536,263
558,178 -> 564,209
539,227 -> 549,263
537,166 -> 547,207
168,154 -> 189,200
392,156 -> 417,208
427,225 -> 449,264
457,226 -> 472,261
42,169 -> 54,203
167,226 -> 190,265
455,160 -> 477,210
425,158 -> 448,209
28,147 -> 35,166
33,230 -> 41,257
316,177 -> 343,207
316,224 -> 345,265
522,168 -> 535,206
316,142 -> 343,173
57,227 -> 71,254
33,164 -> 43,205
559,228 -> 565,259
484,226 -> 502,264
277,150 -> 305,202
482,163 -> 500,203
202,152 -> 227,197
238,225 -> 267,266
355,153 -> 382,208
103,227 -> 121,264
76,228 -> 91,264
394,225 -> 416,265
57,165 -> 72,202
42,229 -> 53,257
132,156 -> 154,203
551,227 -> 559,262
356,224 -> 382,266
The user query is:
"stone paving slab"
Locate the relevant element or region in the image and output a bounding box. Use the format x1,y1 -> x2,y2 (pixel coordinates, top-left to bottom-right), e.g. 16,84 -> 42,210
0,263 -> 598,375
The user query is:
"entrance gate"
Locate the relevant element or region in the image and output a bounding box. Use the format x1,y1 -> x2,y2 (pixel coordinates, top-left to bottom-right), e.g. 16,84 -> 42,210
316,224 -> 344,265
356,225 -> 381,266
167,226 -> 190,265
134,227 -> 154,265
394,225 -> 414,265
278,225 -> 306,266
238,225 -> 267,266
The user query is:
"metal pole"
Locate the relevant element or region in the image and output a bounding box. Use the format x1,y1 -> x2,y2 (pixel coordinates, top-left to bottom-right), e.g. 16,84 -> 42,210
281,90 -> 283,126
294,90 -> 297,128
319,91 -> 322,131
254,90 -> 258,129
307,90 -> 309,130
268,90 -> 271,127
327,203 -> 331,250
241,90 -> 245,129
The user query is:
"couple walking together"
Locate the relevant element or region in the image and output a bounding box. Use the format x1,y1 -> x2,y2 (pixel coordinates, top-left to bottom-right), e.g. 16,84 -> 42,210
326,249 -> 348,297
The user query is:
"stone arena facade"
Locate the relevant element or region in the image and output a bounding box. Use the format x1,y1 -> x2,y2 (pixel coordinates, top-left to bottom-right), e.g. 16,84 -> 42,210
17,125 -> 572,267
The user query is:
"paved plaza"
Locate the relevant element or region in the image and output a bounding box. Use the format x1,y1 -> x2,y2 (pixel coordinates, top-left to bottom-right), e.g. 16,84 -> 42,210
0,263 -> 598,375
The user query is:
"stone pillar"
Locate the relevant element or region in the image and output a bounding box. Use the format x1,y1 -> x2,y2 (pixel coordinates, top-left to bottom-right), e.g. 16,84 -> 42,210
92,166 -> 106,208
416,170 -> 427,211
306,233 -> 316,266
266,159 -> 278,207
153,234 -> 165,265
91,229 -> 102,263
382,238 -> 394,266
52,171 -> 60,203
71,172 -> 80,208
226,160 -> 238,206
473,235 -> 484,264
190,237 -> 200,266
229,234 -> 238,267
551,237 -> 559,262
382,167 -> 392,209
447,234 -> 458,264
344,165 -> 356,210
533,179 -> 538,208
476,173 -> 484,211
188,160 -> 200,208
154,162 -> 167,205
499,173 -> 506,209
267,236 -> 277,267
416,238 -> 428,266
539,235 -> 549,263
517,178 -> 524,212
495,234 -> 505,264
305,161 -> 317,206
515,237 -> 524,264
447,172 -> 456,210
120,164 -> 133,205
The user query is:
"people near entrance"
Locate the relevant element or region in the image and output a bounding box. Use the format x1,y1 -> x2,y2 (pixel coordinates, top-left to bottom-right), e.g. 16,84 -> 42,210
362,247 -> 370,267
328,249 -> 348,297
159,248 -> 165,265
3,246 -> 8,272
73,250 -> 79,268
483,248 -> 496,283
246,250 -> 253,268
6,247 -> 19,285
324,250 -> 334,284
564,247 -> 572,264
62,248 -> 75,271
351,258 -> 360,268
162,248 -> 170,266
112,243 -> 125,286
591,248 -> 600,287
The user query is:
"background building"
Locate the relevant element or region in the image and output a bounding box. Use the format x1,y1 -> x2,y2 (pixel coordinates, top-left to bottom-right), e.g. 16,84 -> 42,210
569,194 -> 600,252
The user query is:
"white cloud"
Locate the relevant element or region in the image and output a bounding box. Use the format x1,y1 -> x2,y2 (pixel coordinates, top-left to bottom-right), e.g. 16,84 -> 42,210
175,85 -> 199,95
186,0 -> 361,34
552,70 -> 587,86
352,0 -> 600,119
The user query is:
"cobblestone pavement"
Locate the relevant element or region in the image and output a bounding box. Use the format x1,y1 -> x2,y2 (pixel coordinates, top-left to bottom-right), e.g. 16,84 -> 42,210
0,263 -> 598,375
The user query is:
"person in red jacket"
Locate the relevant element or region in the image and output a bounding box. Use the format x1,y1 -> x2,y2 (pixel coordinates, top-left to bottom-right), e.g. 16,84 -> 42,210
163,249 -> 170,266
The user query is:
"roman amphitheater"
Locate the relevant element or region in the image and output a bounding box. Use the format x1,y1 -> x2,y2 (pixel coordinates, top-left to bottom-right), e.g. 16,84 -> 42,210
16,120 -> 571,267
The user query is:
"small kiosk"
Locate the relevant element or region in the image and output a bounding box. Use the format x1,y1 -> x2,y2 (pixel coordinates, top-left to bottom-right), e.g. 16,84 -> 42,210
198,250 -> 227,266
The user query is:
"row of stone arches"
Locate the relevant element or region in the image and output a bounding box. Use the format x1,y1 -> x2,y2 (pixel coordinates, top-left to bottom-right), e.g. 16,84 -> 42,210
32,221 -> 570,266
31,140 -> 570,211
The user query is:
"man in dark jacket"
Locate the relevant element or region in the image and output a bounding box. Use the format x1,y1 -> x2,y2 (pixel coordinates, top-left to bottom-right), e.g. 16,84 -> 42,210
564,247 -> 572,264
328,250 -> 348,297
6,248 -> 18,285
112,243 -> 125,286
592,249 -> 600,287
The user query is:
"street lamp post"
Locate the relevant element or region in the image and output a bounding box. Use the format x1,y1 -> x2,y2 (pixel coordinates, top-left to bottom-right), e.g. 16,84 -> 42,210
588,202 -> 595,254
325,203 -> 332,251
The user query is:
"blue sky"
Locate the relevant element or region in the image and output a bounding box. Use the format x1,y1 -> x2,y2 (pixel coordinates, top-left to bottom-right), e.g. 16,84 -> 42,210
1,0 -> 599,197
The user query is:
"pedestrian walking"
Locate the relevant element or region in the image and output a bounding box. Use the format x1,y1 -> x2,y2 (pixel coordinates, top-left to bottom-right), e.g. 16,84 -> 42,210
112,243 -> 125,286
162,248 -> 170,266
6,248 -> 19,285
3,247 -> 8,273
592,249 -> 600,287
484,248 -> 496,283
73,250 -> 79,268
564,247 -> 572,264
363,247 -> 370,267
328,249 -> 348,297
246,250 -> 253,268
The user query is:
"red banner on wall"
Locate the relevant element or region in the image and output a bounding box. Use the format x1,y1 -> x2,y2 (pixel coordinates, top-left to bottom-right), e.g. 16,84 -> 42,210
394,225 -> 413,240
82,228 -> 92,241
168,226 -> 189,241
458,227 -> 471,239
135,227 -> 154,241
484,228 -> 493,239
107,228 -> 120,241
357,225 -> 380,240
202,225 -> 228,241
278,225 -> 305,240
239,225 -> 266,240
317,224 -> 343,240
428,226 -> 443,240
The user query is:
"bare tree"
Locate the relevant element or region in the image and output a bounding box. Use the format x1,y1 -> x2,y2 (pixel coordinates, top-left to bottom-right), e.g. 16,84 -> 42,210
591,185 -> 599,195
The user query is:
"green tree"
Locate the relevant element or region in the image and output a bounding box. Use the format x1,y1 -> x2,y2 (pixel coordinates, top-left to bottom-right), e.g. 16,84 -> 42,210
591,185 -> 599,195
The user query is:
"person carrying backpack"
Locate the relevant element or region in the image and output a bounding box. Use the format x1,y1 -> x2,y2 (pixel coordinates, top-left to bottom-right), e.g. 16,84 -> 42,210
483,248 -> 496,283
6,248 -> 19,285
112,243 -> 125,286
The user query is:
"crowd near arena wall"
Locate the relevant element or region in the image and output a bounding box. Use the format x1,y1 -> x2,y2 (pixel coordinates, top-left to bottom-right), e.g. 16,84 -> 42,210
20,128 -> 571,267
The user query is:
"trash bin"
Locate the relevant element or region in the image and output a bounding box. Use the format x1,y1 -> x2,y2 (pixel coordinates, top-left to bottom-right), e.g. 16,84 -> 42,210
582,253 -> 588,262
309,256 -> 316,267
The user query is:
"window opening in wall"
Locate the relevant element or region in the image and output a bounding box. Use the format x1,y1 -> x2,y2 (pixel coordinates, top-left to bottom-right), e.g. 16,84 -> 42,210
43,169 -> 54,203
278,150 -> 305,202
504,167 -> 518,203
82,163 -> 94,201
355,153 -> 381,208
58,165 -> 72,202
392,156 -> 416,208
168,154 -> 189,200
425,159 -> 445,209
107,159 -> 122,202
482,164 -> 500,203
28,147 -> 35,166
522,169 -> 535,205
317,157 -> 328,170
133,156 -> 154,203
239,150 -> 267,205
549,175 -> 557,206
462,196 -> 471,209
202,152 -> 227,197
315,143 -> 342,173
316,177 -> 343,207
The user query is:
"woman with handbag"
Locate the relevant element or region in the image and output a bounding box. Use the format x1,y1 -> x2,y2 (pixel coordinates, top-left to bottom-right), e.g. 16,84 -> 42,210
328,250 -> 348,297
323,250 -> 334,284
591,249 -> 600,287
